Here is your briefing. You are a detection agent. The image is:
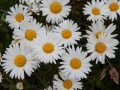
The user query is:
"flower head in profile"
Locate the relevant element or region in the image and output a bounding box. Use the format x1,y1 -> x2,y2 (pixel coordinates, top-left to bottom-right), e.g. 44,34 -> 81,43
6,4 -> 33,29
83,0 -> 109,21
40,0 -> 71,24
26,1 -> 41,15
84,20 -> 117,39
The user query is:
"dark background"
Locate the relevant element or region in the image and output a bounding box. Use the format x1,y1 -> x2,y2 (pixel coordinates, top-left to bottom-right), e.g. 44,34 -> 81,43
0,0 -> 120,90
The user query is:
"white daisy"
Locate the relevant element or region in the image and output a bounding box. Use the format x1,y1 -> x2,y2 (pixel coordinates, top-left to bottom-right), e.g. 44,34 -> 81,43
1,43 -> 36,79
16,82 -> 23,90
53,19 -> 81,47
84,20 -> 117,39
59,46 -> 92,80
53,72 -> 83,90
0,72 -> 3,83
83,0 -> 109,21
32,32 -> 65,64
6,4 -> 33,29
40,0 -> 71,24
44,86 -> 56,90
26,2 -> 41,15
105,0 -> 120,21
86,34 -> 119,64
12,19 -> 45,46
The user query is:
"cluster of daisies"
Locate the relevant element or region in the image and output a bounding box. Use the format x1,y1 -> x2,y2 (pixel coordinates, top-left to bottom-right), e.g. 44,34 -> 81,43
0,0 -> 119,90
83,0 -> 120,22
83,0 -> 119,64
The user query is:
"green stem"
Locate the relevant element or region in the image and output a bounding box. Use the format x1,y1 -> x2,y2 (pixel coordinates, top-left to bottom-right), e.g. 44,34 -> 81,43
34,73 -> 47,88
0,10 -> 7,13
106,57 -> 112,68
0,10 -> 7,23
106,65 -> 109,70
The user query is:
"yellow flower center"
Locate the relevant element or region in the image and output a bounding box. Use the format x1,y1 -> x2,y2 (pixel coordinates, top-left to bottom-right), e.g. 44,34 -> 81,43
95,31 -> 104,38
43,43 -> 54,53
62,29 -> 72,39
15,13 -> 24,22
109,3 -> 119,11
25,29 -> 36,41
70,58 -> 81,69
63,79 -> 72,89
14,55 -> 26,67
92,7 -> 100,15
50,2 -> 62,13
95,42 -> 106,53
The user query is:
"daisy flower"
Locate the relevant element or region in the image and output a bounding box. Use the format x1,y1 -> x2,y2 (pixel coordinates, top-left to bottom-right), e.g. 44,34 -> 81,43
53,72 -> 83,90
26,2 -> 41,15
105,0 -> 120,21
83,0 -> 109,21
0,72 -> 3,83
86,34 -> 119,64
16,82 -> 23,90
6,4 -> 33,29
84,20 -> 117,39
32,32 -> 65,64
59,46 -> 92,80
12,19 -> 45,46
40,0 -> 71,24
53,19 -> 82,47
12,33 -> 40,70
1,43 -> 36,79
